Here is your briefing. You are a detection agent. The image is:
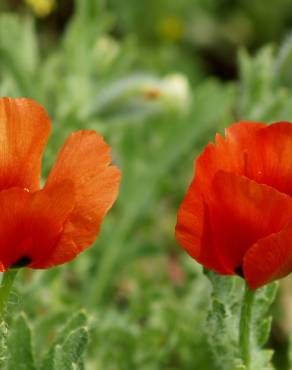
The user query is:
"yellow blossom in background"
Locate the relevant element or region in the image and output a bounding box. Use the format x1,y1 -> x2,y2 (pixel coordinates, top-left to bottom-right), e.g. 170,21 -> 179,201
158,16 -> 184,41
25,0 -> 55,17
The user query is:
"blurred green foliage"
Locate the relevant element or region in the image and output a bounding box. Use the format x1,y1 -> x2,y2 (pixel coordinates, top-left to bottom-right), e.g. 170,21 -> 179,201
1,0 -> 292,369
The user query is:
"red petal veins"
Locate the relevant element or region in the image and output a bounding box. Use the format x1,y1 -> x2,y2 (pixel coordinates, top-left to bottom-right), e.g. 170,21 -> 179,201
0,98 -> 51,191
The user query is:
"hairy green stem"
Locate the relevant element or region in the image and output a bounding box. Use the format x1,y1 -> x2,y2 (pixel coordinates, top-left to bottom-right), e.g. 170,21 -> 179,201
0,270 -> 18,321
239,283 -> 255,368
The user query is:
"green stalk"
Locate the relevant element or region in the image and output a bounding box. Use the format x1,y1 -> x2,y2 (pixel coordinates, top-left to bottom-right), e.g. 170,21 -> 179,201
75,0 -> 106,22
239,283 -> 256,368
0,270 -> 18,321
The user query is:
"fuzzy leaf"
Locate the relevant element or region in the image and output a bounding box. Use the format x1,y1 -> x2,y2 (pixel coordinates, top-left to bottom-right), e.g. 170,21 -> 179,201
205,271 -> 243,369
40,310 -> 88,370
53,327 -> 89,370
205,271 -> 277,370
6,312 -> 35,370
0,322 -> 8,368
276,32 -> 292,88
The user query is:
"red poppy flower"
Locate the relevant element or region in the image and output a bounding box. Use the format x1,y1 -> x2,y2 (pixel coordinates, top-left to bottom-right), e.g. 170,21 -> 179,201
176,121 -> 292,289
0,97 -> 121,271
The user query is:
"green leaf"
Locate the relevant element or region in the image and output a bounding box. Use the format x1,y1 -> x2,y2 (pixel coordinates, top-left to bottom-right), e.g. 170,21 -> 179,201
205,271 -> 243,369
52,310 -> 88,346
288,332 -> 292,370
6,312 -> 36,370
0,322 -> 8,368
237,45 -> 292,122
256,317 -> 273,347
40,310 -> 88,370
276,32 -> 292,88
238,46 -> 276,120
253,283 -> 278,348
250,283 -> 278,369
0,14 -> 39,97
53,327 -> 89,370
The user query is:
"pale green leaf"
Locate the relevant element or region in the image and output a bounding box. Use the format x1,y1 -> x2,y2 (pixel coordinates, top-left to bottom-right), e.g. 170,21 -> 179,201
6,313 -> 36,370
53,328 -> 89,370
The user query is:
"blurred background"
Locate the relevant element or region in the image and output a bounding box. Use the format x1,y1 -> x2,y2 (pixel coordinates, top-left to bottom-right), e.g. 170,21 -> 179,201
2,0 -> 292,369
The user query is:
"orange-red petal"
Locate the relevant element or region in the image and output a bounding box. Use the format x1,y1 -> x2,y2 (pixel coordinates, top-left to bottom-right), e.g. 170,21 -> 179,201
246,122 -> 292,196
42,130 -> 121,267
207,171 -> 292,272
0,183 -> 74,270
244,223 -> 292,289
195,121 -> 265,195
0,98 -> 51,191
175,180 -> 230,275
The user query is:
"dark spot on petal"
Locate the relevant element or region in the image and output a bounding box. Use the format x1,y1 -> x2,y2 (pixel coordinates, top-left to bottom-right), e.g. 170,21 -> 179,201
235,265 -> 245,278
11,256 -> 32,269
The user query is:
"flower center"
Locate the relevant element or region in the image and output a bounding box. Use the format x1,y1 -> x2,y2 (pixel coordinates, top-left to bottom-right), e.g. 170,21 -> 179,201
11,256 -> 32,268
